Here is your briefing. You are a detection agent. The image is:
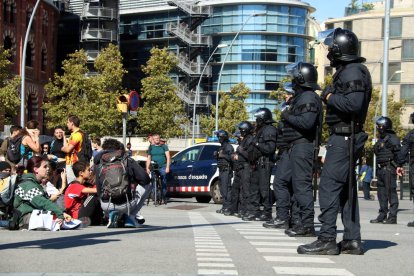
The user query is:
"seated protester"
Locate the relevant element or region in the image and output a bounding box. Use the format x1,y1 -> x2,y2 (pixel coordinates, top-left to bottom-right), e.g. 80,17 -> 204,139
94,138 -> 151,228
0,161 -> 15,216
13,156 -> 71,229
64,161 -> 101,226
42,165 -> 67,209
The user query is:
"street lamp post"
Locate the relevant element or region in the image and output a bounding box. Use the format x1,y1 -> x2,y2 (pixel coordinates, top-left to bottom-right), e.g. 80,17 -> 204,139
381,0 -> 391,117
191,43 -> 228,145
20,0 -> 42,126
372,69 -> 404,178
214,12 -> 267,132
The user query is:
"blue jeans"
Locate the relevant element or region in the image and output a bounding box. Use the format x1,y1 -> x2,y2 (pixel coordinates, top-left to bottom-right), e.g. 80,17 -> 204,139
159,167 -> 167,199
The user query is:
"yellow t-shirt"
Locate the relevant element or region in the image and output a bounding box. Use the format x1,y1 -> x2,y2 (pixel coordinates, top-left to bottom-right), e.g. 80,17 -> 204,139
66,130 -> 83,165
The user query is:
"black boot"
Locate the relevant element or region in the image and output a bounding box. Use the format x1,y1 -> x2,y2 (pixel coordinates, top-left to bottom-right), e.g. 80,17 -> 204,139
255,213 -> 272,222
370,216 -> 386,223
285,226 -> 315,237
338,240 -> 364,255
262,218 -> 289,229
407,221 -> 414,227
242,213 -> 257,221
223,209 -> 235,216
297,238 -> 339,255
383,217 -> 397,224
216,209 -> 224,214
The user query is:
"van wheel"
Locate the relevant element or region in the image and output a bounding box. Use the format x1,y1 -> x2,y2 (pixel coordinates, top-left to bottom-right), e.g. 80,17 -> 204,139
196,196 -> 211,203
210,181 -> 222,204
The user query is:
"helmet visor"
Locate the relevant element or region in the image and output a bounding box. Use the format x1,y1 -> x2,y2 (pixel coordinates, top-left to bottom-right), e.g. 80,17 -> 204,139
318,29 -> 336,46
285,62 -> 300,78
283,82 -> 295,94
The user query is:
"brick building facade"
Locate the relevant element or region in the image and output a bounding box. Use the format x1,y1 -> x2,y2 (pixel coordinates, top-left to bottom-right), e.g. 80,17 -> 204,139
0,0 -> 60,132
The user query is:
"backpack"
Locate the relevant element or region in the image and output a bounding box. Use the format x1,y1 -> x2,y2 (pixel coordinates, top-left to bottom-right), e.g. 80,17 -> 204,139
97,151 -> 131,203
6,136 -> 27,164
77,131 -> 93,163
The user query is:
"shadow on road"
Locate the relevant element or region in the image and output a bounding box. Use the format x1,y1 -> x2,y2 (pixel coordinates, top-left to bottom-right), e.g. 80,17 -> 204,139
363,239 -> 398,252
0,221 -> 246,251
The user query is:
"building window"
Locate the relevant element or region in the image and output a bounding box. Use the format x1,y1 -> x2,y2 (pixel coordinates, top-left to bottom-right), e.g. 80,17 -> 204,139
10,3 -> 14,24
146,24 -> 163,39
344,21 -> 352,31
3,36 -> 13,62
401,84 -> 414,104
402,39 -> 414,60
41,47 -> 47,72
288,47 -> 296,62
42,12 -> 48,35
383,17 -> 402,38
325,23 -> 334,30
26,43 -> 33,67
381,62 -> 401,83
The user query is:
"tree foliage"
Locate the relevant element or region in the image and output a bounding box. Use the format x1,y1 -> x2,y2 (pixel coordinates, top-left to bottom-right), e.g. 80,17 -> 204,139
0,47 -> 20,123
138,47 -> 188,139
43,44 -> 126,136
200,82 -> 250,136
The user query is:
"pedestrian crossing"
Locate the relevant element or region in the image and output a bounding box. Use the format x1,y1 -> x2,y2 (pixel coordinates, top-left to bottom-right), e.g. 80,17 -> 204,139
212,214 -> 355,276
189,212 -> 238,275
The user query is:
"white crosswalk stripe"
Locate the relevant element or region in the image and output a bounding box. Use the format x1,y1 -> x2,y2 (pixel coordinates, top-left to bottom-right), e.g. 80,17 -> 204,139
190,212 -> 238,275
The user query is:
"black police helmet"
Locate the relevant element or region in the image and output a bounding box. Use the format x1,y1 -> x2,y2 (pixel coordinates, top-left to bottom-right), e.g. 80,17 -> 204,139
238,121 -> 253,136
254,107 -> 275,125
324,28 -> 366,63
410,112 -> 414,124
285,62 -> 321,91
376,116 -> 393,133
216,130 -> 229,142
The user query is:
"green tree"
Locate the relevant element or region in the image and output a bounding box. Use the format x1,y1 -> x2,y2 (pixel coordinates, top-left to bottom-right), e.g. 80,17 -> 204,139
44,44 -> 126,136
362,3 -> 375,11
0,47 -> 20,123
200,82 -> 250,136
349,0 -> 360,9
138,47 -> 188,138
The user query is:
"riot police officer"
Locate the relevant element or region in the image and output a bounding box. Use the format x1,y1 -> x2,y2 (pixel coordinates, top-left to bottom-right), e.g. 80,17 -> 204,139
228,122 -> 254,217
263,80 -> 301,230
264,62 -> 322,237
244,108 -> 276,221
397,112 -> 414,227
298,28 -> 372,255
370,117 -> 401,224
215,130 -> 234,214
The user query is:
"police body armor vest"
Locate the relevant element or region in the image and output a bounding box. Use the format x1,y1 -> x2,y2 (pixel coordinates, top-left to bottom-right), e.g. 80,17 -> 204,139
217,143 -> 232,169
256,124 -> 276,158
374,135 -> 394,164
276,123 -> 288,152
237,134 -> 253,163
325,63 -> 372,128
282,91 -> 318,143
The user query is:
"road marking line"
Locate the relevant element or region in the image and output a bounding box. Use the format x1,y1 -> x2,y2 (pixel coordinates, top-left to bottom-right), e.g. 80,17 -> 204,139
198,263 -> 235,267
273,267 -> 354,276
196,248 -> 228,252
245,236 -> 296,240
265,256 -> 334,263
198,269 -> 238,275
250,241 -> 302,246
195,242 -> 224,245
195,245 -> 226,249
197,253 -> 230,257
256,248 -> 297,253
197,257 -> 233,262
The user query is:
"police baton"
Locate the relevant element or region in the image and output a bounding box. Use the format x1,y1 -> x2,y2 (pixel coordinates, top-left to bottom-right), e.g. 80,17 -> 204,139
349,118 -> 356,221
312,111 -> 323,202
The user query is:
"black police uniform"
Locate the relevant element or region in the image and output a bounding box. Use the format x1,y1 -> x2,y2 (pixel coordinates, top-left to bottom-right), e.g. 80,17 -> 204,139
398,129 -> 414,200
274,89 -> 321,233
217,141 -> 234,212
317,63 -> 371,242
248,124 -> 276,220
373,131 -> 401,222
230,133 -> 254,216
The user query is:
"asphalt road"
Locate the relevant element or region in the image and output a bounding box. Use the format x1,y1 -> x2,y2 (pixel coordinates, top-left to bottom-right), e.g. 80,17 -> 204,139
0,195 -> 413,276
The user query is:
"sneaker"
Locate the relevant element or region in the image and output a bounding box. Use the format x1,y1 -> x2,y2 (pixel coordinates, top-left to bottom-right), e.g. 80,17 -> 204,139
107,211 -> 120,228
124,215 -> 140,228
136,214 -> 145,225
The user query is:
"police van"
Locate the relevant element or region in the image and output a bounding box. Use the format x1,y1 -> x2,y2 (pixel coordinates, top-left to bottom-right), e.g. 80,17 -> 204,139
166,142 -> 238,204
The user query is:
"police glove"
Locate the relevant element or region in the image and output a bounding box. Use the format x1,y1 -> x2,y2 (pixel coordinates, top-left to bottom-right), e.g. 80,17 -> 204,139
281,108 -> 290,121
321,85 -> 334,104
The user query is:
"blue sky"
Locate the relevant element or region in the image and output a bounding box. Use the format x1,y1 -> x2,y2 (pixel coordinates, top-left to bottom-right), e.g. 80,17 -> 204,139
304,0 -> 375,22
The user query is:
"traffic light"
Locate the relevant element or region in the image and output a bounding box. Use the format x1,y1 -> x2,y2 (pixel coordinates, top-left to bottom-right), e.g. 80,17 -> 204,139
117,94 -> 129,113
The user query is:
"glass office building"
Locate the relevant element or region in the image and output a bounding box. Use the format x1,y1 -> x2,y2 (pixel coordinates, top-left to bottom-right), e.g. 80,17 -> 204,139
119,0 -> 315,120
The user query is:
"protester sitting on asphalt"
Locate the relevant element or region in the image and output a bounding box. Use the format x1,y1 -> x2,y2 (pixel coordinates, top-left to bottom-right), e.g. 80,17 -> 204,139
94,138 -> 151,228
13,156 -> 72,229
42,165 -> 67,209
64,161 -> 101,226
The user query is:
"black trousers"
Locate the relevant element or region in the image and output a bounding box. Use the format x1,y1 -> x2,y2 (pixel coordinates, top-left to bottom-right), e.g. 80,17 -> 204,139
248,159 -> 273,216
230,167 -> 242,213
376,166 -> 399,218
78,194 -> 102,225
219,168 -> 232,210
274,143 -> 314,228
230,162 -> 251,213
318,133 -> 365,241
